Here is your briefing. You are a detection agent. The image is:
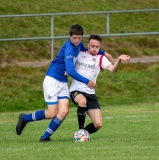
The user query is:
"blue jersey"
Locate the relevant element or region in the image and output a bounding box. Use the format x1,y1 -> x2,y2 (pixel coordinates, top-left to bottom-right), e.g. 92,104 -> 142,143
46,38 -> 105,84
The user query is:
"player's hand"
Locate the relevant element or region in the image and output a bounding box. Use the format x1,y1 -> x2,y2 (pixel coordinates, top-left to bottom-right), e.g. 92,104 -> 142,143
87,80 -> 96,89
105,52 -> 113,62
119,55 -> 131,61
64,71 -> 68,76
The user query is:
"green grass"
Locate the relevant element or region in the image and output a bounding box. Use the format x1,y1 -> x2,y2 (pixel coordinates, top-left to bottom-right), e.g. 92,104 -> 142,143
0,104 -> 159,160
1,0 -> 159,63
0,2 -> 159,159
0,62 -> 159,112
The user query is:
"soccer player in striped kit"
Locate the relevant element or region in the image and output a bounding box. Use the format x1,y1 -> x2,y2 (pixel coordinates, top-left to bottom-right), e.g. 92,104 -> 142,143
16,24 -> 112,142
70,35 -> 130,135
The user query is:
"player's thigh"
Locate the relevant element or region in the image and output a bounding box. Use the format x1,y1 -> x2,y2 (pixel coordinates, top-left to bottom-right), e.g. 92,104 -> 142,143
87,109 -> 102,125
43,76 -> 69,119
58,82 -> 70,115
43,76 -> 59,104
70,91 -> 87,107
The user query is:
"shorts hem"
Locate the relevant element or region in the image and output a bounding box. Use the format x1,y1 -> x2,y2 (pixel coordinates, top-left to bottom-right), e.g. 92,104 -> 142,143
46,102 -> 58,105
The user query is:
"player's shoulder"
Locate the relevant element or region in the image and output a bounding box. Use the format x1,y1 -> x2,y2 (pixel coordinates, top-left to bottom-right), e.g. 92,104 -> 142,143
102,55 -> 111,62
64,41 -> 73,48
62,42 -> 75,54
78,50 -> 87,56
79,50 -> 87,53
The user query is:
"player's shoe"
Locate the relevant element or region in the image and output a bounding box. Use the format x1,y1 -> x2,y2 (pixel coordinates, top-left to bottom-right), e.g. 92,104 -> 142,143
16,113 -> 27,135
39,136 -> 51,142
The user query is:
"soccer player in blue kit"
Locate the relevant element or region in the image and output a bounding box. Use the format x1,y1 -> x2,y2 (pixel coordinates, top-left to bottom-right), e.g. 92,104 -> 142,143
16,24 -> 112,142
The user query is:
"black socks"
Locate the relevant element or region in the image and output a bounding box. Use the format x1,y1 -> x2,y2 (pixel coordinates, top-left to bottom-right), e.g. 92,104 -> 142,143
77,106 -> 86,129
77,107 -> 98,134
85,123 -> 98,134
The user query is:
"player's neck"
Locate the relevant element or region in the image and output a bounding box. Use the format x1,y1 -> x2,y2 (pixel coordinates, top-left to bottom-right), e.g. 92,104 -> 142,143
87,51 -> 97,56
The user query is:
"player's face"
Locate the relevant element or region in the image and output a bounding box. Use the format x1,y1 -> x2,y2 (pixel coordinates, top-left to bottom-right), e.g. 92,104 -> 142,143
88,39 -> 101,56
70,35 -> 83,47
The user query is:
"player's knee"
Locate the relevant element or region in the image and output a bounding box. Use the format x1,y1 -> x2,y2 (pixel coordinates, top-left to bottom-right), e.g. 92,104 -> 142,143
59,108 -> 69,118
94,122 -> 102,129
78,98 -> 87,107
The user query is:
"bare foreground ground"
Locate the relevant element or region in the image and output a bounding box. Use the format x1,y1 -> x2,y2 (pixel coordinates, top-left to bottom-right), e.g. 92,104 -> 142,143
1,56 -> 159,67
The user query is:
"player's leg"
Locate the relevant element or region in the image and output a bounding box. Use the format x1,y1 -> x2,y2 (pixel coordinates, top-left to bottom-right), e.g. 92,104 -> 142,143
16,107 -> 57,136
85,109 -> 102,134
76,94 -> 87,129
84,94 -> 102,134
16,76 -> 58,136
40,99 -> 69,142
40,82 -> 70,142
70,91 -> 87,129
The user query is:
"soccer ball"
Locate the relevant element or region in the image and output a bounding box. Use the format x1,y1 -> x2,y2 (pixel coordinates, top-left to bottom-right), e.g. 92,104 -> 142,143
73,129 -> 90,142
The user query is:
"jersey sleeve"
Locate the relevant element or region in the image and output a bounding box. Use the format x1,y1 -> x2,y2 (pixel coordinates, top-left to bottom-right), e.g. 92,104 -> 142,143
100,56 -> 111,69
64,47 -> 89,84
98,49 -> 105,55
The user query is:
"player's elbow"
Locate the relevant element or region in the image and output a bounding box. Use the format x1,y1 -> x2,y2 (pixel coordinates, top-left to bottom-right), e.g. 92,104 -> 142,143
109,69 -> 117,73
66,67 -> 75,75
66,70 -> 73,76
112,70 -> 117,73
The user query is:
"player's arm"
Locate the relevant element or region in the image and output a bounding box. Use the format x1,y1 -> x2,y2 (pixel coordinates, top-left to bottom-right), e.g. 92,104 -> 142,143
104,52 -> 113,62
99,50 -> 113,62
106,54 -> 130,73
65,48 -> 95,89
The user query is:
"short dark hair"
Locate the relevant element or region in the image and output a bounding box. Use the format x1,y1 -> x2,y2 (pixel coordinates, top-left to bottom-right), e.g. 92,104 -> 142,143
69,24 -> 84,36
89,35 -> 102,42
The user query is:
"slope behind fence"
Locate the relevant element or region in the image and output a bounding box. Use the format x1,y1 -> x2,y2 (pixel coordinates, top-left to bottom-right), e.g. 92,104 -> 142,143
0,9 -> 159,60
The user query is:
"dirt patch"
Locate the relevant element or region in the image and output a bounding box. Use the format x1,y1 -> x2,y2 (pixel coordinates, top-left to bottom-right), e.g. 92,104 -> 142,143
1,56 -> 159,68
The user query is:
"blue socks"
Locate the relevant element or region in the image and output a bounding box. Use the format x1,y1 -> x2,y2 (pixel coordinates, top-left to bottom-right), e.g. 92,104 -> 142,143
22,111 -> 62,139
23,110 -> 45,123
41,116 -> 62,139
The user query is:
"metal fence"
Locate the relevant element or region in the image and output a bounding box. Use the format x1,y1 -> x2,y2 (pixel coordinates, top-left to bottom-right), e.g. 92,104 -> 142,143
0,9 -> 159,60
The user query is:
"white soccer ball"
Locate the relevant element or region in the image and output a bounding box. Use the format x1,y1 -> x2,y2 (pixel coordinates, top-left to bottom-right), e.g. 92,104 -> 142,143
73,129 -> 90,142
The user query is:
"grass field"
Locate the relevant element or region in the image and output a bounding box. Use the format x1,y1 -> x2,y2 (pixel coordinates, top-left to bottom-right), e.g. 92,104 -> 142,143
1,0 -> 159,63
0,63 -> 159,112
0,1 -> 159,159
0,103 -> 159,160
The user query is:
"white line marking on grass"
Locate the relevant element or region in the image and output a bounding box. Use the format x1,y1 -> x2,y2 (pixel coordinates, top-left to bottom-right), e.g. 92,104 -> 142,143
65,114 -> 150,122
102,114 -> 149,119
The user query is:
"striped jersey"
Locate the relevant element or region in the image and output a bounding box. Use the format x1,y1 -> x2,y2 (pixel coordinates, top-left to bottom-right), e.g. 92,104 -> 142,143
69,51 -> 111,94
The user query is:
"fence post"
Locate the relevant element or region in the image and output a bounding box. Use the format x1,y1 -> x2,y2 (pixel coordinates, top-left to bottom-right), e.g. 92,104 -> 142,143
51,15 -> 54,61
106,13 -> 110,35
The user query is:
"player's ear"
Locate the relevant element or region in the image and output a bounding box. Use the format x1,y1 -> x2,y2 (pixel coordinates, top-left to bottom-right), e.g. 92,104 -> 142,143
87,43 -> 89,48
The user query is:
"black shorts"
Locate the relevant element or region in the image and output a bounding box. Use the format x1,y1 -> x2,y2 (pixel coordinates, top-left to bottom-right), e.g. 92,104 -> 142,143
70,90 -> 101,112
